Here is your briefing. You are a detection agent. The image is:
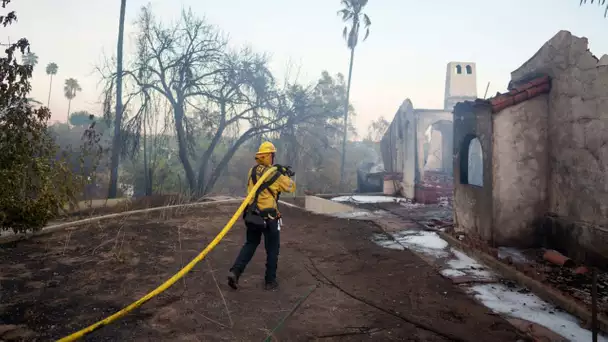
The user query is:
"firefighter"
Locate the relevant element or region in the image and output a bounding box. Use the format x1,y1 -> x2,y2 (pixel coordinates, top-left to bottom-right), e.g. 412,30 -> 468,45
228,141 -> 296,291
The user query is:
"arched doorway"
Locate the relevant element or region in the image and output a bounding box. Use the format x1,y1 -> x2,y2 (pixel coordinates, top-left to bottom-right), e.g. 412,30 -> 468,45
422,120 -> 453,174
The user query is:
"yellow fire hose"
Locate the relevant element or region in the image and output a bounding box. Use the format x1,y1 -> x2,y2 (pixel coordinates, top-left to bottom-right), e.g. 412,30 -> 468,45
57,167 -> 278,342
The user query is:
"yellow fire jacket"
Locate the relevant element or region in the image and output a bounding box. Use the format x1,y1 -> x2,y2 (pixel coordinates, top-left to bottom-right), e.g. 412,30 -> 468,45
247,164 -> 296,213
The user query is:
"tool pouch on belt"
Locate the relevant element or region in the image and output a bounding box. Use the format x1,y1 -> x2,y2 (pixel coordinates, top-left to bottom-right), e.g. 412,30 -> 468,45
243,207 -> 279,230
243,167 -> 281,230
244,206 -> 266,229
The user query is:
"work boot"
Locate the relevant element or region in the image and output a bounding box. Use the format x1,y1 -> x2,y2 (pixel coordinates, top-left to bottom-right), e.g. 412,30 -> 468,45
227,271 -> 240,290
264,279 -> 279,291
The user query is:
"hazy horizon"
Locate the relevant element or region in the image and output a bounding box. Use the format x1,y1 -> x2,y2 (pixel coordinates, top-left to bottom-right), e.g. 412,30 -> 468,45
5,0 -> 608,134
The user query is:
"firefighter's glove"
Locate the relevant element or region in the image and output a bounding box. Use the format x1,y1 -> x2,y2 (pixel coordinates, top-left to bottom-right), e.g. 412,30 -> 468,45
285,166 -> 295,177
274,164 -> 295,177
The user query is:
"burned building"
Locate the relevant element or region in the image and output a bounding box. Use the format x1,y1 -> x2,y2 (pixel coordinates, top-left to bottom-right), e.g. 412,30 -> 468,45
381,62 -> 477,203
453,31 -> 608,266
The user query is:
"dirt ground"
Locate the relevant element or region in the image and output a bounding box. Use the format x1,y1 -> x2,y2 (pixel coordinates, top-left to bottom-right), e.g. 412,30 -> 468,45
0,203 -> 525,341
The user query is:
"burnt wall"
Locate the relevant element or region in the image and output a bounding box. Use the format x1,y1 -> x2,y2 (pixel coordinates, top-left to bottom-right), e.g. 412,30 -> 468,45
453,101 -> 494,242
440,123 -> 454,174
416,110 -> 453,179
538,215 -> 608,267
512,31 -> 608,227
511,30 -> 608,262
380,100 -> 418,199
492,95 -> 550,247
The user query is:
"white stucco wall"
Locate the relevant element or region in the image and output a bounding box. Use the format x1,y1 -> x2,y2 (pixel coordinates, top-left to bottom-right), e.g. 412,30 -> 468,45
492,95 -> 550,246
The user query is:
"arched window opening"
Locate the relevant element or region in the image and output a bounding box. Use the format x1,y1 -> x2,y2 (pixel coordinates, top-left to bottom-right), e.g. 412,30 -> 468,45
459,136 -> 483,187
467,138 -> 483,186
455,65 -> 462,74
423,125 -> 443,171
466,65 -> 472,74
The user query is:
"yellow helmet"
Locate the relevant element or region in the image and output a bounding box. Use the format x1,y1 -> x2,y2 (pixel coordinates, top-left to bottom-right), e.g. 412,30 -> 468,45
256,141 -> 276,155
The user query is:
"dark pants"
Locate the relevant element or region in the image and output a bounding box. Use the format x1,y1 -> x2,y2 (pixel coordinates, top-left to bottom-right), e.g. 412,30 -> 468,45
230,219 -> 280,283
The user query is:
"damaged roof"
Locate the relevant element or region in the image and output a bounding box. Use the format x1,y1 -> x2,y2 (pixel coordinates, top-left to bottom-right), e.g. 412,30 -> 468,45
489,75 -> 551,113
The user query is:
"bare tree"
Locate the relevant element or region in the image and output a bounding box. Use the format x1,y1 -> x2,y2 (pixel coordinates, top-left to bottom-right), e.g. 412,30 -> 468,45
145,97 -> 172,194
280,81 -> 341,164
190,48 -> 284,194
101,6 -> 350,196
365,116 -> 389,142
110,7 -> 280,195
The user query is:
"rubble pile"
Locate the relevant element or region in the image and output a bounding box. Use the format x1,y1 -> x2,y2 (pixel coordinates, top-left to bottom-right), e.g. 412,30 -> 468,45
544,258 -> 608,316
449,230 -> 608,317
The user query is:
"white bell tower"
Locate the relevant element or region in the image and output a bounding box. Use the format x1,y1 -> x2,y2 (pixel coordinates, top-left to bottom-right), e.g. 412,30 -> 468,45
444,62 -> 477,111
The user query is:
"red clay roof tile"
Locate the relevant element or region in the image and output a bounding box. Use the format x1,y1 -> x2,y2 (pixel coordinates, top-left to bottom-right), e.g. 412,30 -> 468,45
489,75 -> 551,113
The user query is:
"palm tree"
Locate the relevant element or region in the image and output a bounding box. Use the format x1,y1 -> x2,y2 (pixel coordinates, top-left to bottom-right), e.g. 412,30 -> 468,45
22,52 -> 38,67
46,62 -> 58,107
109,0 -> 127,199
580,0 -> 608,16
337,0 -> 371,189
64,78 -> 82,122
27,97 -> 43,106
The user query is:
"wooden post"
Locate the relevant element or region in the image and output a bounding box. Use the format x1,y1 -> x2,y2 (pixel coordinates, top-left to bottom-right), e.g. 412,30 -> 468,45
483,81 -> 491,99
